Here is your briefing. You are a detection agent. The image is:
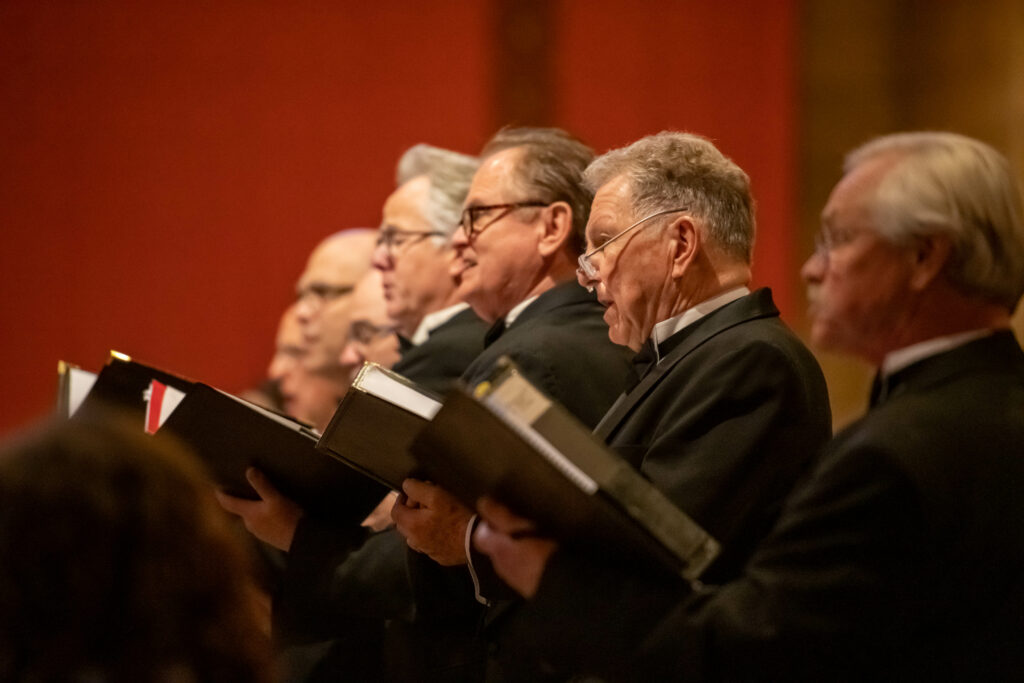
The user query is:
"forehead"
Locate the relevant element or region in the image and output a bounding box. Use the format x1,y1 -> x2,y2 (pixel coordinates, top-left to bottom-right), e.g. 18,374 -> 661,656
467,147 -> 525,203
299,236 -> 372,287
383,175 -> 431,226
586,175 -> 635,235
821,155 -> 894,229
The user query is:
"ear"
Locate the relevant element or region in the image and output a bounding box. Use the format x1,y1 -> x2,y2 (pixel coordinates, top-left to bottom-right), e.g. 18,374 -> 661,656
908,233 -> 952,292
536,201 -> 574,257
668,216 -> 700,279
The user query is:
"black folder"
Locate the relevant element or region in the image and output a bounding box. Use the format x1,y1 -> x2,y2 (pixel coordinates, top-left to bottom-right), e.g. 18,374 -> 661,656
316,362 -> 442,491
409,357 -> 720,581
159,382 -> 388,526
72,351 -> 195,424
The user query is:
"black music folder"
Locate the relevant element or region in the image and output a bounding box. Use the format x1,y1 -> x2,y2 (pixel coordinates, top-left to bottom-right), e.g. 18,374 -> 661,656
316,362 -> 443,491
159,382 -> 388,526
409,357 -> 720,581
72,351 -> 195,424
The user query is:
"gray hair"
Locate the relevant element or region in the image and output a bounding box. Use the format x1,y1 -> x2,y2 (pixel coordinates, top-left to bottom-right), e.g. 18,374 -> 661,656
583,131 -> 755,263
396,144 -> 479,239
847,132 -> 1024,310
481,127 -> 595,254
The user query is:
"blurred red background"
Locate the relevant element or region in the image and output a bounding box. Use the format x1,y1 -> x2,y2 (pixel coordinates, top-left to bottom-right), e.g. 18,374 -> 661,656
0,0 -> 796,435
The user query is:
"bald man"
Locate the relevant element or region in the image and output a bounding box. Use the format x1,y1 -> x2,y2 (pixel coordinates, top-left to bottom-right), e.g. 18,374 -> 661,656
294,229 -> 378,372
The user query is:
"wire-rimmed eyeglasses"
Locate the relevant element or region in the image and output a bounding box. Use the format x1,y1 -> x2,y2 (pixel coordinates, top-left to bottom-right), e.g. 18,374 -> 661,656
577,207 -> 689,282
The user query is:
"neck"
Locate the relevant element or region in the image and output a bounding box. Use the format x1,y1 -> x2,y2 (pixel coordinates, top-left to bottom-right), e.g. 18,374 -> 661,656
867,288 -> 1011,366
655,263 -> 751,332
475,259 -> 578,324
397,283 -> 462,337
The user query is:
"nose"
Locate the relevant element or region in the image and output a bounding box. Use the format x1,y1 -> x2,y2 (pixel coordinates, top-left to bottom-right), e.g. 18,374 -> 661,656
339,341 -> 363,369
294,295 -> 317,325
576,264 -> 599,293
800,249 -> 825,284
451,224 -> 469,249
267,354 -> 285,381
371,240 -> 391,271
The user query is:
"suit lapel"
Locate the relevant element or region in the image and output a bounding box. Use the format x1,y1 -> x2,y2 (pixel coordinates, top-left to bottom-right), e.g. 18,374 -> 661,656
593,289 -> 779,441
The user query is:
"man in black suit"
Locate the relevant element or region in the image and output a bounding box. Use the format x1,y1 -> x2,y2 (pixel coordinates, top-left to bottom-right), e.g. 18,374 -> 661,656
391,127 -> 634,564
475,132 -> 1024,681
387,128 -> 635,680
394,131 -> 831,682
373,144 -> 491,395
218,144 -> 488,680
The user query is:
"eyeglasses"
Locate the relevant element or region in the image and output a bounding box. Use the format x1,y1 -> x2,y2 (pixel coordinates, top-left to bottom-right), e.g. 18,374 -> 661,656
348,319 -> 395,345
376,228 -> 446,254
577,207 -> 689,282
295,282 -> 354,304
457,201 -> 549,241
811,228 -> 865,264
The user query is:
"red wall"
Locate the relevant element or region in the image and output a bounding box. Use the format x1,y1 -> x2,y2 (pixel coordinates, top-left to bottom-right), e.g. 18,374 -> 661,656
0,1 -> 796,435
554,0 -> 798,312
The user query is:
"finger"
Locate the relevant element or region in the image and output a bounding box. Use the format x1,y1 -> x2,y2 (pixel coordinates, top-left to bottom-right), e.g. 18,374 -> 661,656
245,467 -> 280,502
214,489 -> 255,516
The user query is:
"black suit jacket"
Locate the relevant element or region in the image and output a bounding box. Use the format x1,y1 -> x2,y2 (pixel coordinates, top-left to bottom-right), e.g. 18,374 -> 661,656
460,280 -> 634,428
393,307 -> 488,396
593,287 -> 831,581
506,330 -> 1024,682
393,281 -> 634,681
483,288 -> 831,681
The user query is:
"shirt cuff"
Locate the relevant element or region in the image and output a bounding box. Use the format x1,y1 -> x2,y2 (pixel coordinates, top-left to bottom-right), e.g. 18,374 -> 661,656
464,514 -> 491,606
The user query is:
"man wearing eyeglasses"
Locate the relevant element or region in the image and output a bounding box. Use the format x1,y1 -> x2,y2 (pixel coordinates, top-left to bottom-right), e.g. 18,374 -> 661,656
474,132 -> 1024,681
387,127 -> 635,680
432,131 -> 830,682
373,144 -> 491,396
293,228 -> 378,374
392,128 -> 635,562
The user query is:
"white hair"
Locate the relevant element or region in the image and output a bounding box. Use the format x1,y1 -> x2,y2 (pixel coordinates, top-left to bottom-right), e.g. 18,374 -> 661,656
848,132 -> 1024,309
396,144 -> 478,239
583,131 -> 755,263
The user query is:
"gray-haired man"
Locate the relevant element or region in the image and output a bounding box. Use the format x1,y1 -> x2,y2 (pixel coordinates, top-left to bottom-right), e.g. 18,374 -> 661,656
477,132 -> 1024,681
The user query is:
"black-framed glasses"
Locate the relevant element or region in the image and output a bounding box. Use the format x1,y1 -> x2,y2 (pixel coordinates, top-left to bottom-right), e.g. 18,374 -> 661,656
577,207 -> 689,282
376,228 -> 446,254
295,282 -> 355,303
457,201 -> 549,241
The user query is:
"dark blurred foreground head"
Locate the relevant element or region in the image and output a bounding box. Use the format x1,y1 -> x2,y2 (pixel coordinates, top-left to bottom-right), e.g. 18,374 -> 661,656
0,416 -> 272,683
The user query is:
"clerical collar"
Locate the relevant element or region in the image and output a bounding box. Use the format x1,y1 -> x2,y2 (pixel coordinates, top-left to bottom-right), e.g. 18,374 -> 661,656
880,328 -> 996,377
409,302 -> 471,346
502,294 -> 540,327
648,287 -> 750,362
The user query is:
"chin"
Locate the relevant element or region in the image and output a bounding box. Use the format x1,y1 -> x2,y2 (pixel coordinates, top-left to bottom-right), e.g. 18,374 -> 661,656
607,325 -> 633,349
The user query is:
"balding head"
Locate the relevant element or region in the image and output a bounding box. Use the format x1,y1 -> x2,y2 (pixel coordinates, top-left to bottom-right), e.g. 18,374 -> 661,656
295,229 -> 377,371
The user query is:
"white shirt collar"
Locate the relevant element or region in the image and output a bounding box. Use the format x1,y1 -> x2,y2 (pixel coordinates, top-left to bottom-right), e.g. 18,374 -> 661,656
409,302 -> 471,346
650,287 -> 750,361
880,329 -> 995,377
503,295 -> 540,327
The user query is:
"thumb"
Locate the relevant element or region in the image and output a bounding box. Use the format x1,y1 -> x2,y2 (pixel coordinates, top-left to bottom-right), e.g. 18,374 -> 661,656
245,467 -> 279,501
